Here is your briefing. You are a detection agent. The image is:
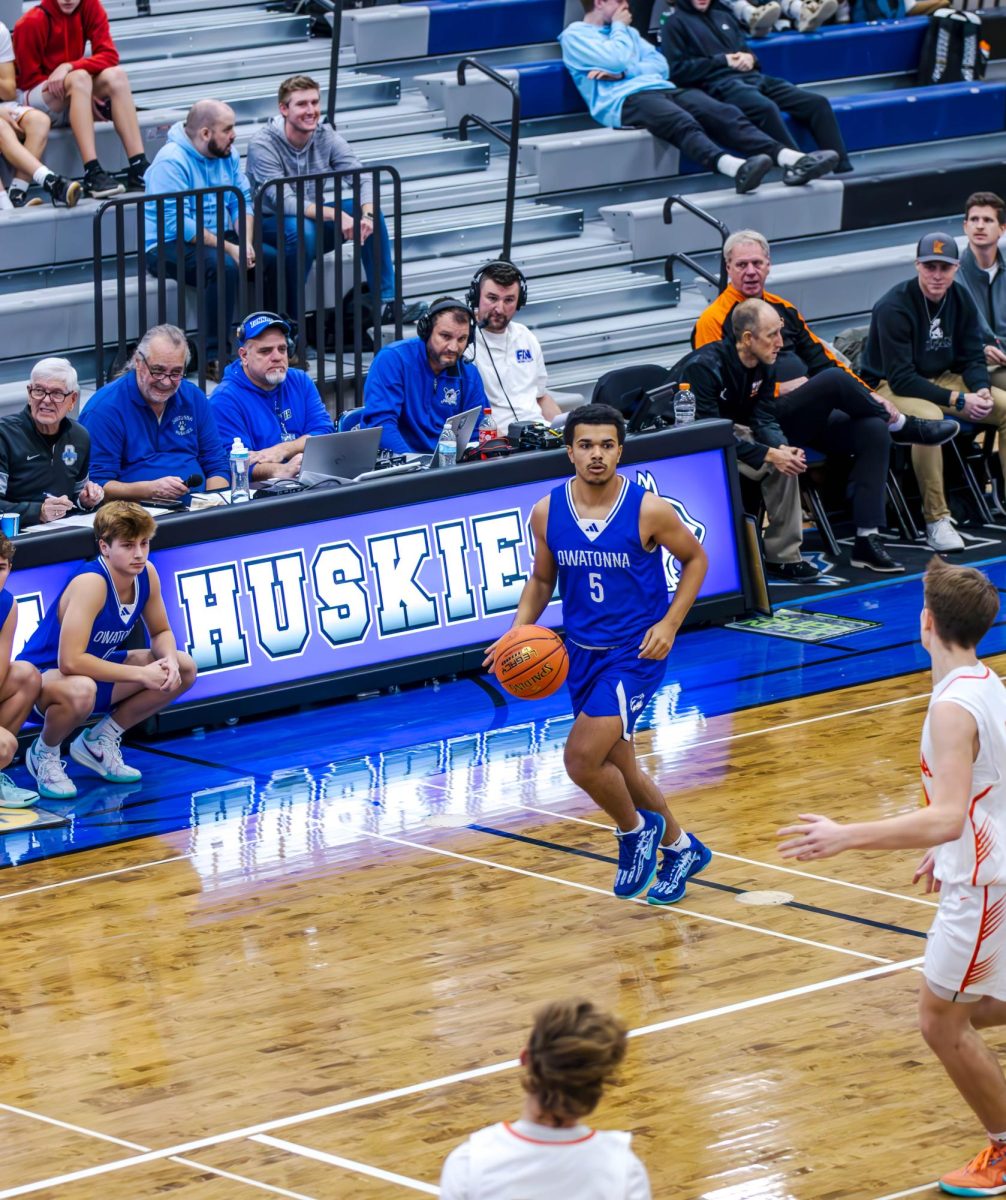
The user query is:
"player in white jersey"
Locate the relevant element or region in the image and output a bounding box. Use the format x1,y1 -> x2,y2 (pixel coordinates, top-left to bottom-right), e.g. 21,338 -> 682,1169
778,556 -> 1006,1196
439,998 -> 651,1200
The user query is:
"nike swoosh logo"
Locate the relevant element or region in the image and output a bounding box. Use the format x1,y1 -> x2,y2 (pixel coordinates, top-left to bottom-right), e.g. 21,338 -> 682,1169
26,455 -> 41,461
89,745 -> 104,763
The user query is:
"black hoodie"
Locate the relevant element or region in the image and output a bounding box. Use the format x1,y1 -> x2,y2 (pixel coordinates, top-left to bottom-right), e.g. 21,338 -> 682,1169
660,0 -> 760,89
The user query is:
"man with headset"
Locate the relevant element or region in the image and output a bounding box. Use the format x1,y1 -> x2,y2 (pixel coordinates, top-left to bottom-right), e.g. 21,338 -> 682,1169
361,296 -> 488,454
467,261 -> 562,436
210,311 -> 334,474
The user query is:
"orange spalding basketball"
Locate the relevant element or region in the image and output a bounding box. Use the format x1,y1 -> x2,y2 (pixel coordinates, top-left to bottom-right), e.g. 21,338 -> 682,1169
493,625 -> 569,700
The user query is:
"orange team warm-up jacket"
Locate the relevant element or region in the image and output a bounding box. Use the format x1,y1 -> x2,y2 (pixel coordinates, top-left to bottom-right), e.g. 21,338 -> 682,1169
692,282 -> 871,389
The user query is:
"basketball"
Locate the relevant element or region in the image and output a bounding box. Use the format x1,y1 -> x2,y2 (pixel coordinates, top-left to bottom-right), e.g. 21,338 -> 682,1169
493,625 -> 569,700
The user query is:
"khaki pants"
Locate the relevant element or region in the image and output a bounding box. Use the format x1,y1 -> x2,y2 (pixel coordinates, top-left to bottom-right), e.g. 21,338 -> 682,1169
874,372 -> 1006,522
738,458 -> 803,564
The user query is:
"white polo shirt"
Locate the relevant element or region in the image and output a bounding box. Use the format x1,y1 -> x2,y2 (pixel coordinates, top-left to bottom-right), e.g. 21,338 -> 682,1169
471,320 -> 549,435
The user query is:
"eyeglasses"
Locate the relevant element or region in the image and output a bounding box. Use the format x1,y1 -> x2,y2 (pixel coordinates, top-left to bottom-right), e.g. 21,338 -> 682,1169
138,352 -> 186,382
27,386 -> 74,402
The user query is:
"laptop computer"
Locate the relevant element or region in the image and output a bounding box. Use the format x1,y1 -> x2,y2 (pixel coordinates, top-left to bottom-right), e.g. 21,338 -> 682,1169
429,406 -> 483,468
300,427 -> 383,481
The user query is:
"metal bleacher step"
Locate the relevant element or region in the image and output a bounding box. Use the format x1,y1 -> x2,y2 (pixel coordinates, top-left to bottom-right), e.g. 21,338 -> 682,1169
140,72 -> 401,121
102,0 -> 269,17
517,267 -> 673,328
398,199 -> 583,260
127,42 -> 353,95
112,9 -> 312,63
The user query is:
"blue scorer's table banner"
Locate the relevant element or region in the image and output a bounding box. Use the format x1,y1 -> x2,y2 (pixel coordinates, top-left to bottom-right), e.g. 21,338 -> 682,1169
6,447 -> 742,709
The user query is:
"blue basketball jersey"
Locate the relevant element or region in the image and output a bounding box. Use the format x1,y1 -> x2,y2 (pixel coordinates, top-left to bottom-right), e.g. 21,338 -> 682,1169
19,558 -> 150,672
546,477 -> 669,648
0,589 -> 12,636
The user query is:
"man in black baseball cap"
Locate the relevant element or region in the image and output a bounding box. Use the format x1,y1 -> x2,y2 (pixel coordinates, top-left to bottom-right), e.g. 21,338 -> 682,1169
860,230 -> 1004,552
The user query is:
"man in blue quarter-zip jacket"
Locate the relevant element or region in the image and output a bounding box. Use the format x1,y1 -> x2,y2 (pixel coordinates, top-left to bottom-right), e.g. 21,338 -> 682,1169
560,0 -> 836,194
361,298 -> 487,455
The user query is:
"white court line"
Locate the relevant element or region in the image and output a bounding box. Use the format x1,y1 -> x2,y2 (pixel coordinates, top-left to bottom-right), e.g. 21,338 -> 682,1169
0,948 -> 925,1198
372,831 -> 892,963
254,1135 -> 439,1196
517,804 -> 939,909
872,1185 -> 937,1199
0,854 -> 193,902
171,1158 -> 320,1200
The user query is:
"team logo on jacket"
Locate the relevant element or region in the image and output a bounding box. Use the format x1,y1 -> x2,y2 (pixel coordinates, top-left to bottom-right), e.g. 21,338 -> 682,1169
442,387 -> 460,408
61,444 -> 77,469
173,414 -> 195,436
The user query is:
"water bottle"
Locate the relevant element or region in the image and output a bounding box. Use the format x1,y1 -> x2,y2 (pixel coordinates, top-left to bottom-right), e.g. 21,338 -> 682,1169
230,436 -> 251,502
479,406 -> 497,448
437,421 -> 457,469
673,382 -> 697,426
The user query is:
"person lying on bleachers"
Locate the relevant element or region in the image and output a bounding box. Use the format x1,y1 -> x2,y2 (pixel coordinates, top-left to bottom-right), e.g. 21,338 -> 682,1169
957,191 -> 1006,394
246,74 -> 427,329
560,0 -> 838,195
694,230 -> 959,569
12,0 -> 148,199
860,232 -> 1006,554
661,0 -> 851,173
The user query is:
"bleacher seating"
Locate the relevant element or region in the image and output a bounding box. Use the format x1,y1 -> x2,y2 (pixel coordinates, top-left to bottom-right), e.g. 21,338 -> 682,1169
0,0 -> 1004,420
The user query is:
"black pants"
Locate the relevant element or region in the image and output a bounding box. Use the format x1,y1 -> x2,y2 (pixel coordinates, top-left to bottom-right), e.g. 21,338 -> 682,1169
629,0 -> 657,36
621,88 -> 780,171
710,74 -> 851,168
774,369 -> 890,529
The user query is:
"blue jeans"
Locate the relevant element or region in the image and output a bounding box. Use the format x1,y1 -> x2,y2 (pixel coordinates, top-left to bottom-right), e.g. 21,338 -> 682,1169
145,237 -> 278,358
261,199 -> 395,319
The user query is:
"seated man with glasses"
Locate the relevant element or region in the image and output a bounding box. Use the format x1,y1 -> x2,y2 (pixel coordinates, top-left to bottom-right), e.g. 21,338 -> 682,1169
0,357 -> 103,527
210,311 -> 333,472
81,324 -> 231,505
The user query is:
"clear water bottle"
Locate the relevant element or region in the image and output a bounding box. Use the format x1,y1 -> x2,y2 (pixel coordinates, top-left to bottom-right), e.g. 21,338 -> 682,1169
674,382 -> 697,426
230,436 -> 251,502
437,421 -> 457,469
479,405 -> 497,447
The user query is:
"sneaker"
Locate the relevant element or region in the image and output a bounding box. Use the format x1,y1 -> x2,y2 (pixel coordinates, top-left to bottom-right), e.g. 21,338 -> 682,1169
782,150 -> 840,187
44,174 -> 81,209
927,516 -> 965,552
381,299 -> 429,326
26,737 -> 77,800
70,728 -> 142,784
83,167 -> 124,199
613,809 -> 665,899
9,188 -> 43,208
850,534 -> 905,574
735,153 -> 774,195
0,772 -> 38,808
765,558 -> 820,581
890,415 -> 959,446
123,168 -> 146,193
798,0 -> 838,31
747,1 -> 781,33
940,1142 -> 1006,1195
647,835 -> 712,905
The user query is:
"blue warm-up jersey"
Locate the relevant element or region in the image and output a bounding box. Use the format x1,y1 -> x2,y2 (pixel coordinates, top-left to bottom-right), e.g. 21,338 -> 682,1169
546,476 -> 669,649
19,558 -> 151,672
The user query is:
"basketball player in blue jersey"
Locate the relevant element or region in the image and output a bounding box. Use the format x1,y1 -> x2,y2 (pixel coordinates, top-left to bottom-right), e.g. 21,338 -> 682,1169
0,534 -> 42,807
19,502 -> 197,800
486,403 -> 710,903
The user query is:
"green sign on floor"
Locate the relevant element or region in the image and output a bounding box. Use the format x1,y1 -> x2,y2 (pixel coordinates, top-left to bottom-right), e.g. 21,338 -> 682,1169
726,608 -> 881,644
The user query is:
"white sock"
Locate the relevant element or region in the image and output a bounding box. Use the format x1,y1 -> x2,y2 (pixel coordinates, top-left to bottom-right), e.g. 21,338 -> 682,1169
616,815 -> 645,837
38,736 -> 60,755
8,178 -> 26,194
988,1130 -> 1006,1145
88,714 -> 125,742
777,148 -> 803,167
32,167 -> 51,188
857,528 -> 878,538
779,0 -> 801,16
731,0 -> 755,16
888,413 -> 905,431
0,191 -> 13,211
716,154 -> 744,178
668,830 -> 692,853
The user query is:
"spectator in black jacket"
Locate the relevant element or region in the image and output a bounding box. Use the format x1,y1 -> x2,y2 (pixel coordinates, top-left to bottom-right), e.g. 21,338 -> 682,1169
0,357 -> 103,527
661,0 -> 850,171
957,190 -> 1006,391
860,231 -> 1006,553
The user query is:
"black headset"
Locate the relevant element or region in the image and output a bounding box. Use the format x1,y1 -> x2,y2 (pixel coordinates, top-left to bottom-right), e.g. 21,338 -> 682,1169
465,261 -> 528,312
235,311 -> 298,357
416,297 -> 477,350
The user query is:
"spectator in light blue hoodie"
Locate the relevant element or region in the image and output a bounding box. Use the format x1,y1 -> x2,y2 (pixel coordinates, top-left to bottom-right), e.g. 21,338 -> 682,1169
559,0 -> 837,194
143,100 -> 278,378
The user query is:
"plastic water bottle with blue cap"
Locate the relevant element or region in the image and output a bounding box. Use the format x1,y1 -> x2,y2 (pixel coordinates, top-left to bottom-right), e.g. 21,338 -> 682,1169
437,421 -> 457,469
230,437 -> 251,503
674,382 -> 696,426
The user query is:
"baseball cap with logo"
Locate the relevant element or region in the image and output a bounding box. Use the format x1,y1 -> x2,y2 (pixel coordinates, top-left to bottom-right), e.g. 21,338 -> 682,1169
237,311 -> 292,345
916,233 -> 960,264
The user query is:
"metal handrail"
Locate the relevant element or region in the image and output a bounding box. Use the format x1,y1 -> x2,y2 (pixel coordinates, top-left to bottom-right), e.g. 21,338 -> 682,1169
307,0 -> 343,126
253,164 -> 403,413
457,57 -> 520,263
93,184 -> 248,391
663,194 -> 731,292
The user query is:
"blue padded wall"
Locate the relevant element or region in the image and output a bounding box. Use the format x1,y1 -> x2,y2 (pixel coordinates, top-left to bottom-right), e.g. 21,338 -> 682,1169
426,0 -> 566,54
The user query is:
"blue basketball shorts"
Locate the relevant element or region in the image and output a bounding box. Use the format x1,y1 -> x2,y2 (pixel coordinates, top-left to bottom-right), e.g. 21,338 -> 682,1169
566,640 -> 667,740
30,649 -> 128,723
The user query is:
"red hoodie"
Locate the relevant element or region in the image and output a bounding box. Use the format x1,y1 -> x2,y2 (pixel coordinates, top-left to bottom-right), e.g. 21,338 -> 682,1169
13,0 -> 120,93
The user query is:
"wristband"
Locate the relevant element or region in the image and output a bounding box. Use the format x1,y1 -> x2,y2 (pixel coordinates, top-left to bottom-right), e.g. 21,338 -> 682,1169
954,392 -> 966,412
